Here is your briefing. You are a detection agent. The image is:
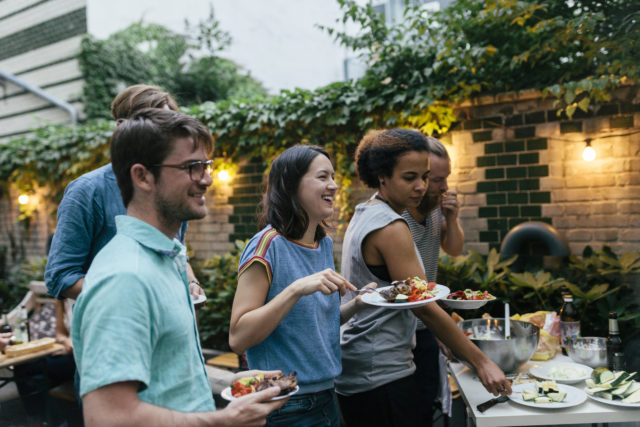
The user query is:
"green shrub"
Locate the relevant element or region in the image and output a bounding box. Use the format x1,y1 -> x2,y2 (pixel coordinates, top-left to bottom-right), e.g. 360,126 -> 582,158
437,246 -> 640,341
191,240 -> 246,350
0,257 -> 47,311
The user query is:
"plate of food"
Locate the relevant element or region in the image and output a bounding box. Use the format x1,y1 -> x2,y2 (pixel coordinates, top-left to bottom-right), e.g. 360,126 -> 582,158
191,294 -> 207,305
441,289 -> 496,309
585,368 -> 640,408
359,277 -> 449,309
529,362 -> 592,384
509,381 -> 587,409
220,372 -> 299,401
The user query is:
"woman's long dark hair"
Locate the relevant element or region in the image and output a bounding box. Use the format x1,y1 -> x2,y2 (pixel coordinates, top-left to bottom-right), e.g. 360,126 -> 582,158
259,145 -> 331,241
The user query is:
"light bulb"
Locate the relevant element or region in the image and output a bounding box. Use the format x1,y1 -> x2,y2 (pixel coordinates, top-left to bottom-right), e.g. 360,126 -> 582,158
582,145 -> 596,162
217,170 -> 231,182
18,194 -> 29,205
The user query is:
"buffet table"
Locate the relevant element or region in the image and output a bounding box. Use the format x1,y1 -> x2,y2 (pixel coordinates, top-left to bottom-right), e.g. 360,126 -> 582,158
449,355 -> 640,427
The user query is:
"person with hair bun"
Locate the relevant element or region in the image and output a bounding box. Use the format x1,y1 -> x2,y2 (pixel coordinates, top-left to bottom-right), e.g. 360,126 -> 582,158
45,84 -> 203,301
336,129 -> 510,427
229,145 -> 369,426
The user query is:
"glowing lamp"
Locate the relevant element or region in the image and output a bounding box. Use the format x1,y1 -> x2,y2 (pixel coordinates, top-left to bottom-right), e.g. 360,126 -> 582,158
217,170 -> 231,183
18,194 -> 29,205
582,140 -> 596,162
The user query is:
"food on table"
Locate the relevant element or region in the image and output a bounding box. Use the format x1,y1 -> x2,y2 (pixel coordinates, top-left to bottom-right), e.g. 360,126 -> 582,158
379,277 -> 437,303
546,365 -> 588,380
5,337 -> 56,358
521,380 -> 566,403
446,289 -> 494,301
230,372 -> 297,398
585,368 -> 640,404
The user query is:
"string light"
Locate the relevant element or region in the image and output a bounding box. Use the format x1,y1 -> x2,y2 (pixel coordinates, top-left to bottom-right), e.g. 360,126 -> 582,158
582,139 -> 596,162
217,170 -> 231,183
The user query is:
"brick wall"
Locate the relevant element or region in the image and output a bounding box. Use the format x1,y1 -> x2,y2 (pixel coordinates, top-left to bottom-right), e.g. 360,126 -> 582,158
1,88 -> 638,272
444,87 -> 640,255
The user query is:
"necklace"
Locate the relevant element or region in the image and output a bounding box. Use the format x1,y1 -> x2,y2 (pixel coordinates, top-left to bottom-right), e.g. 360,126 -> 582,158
374,193 -> 389,204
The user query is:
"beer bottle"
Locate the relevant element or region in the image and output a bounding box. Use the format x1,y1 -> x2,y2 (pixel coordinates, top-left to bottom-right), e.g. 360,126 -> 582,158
607,312 -> 625,371
559,294 -> 580,354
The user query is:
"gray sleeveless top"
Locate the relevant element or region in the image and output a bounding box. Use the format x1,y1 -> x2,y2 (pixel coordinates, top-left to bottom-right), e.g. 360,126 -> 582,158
336,199 -> 424,395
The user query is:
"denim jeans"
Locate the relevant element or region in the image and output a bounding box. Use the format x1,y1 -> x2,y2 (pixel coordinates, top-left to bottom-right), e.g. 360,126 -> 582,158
267,389 -> 340,427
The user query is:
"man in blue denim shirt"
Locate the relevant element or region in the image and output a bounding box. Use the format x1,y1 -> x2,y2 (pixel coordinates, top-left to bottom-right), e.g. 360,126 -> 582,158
45,85 -> 201,300
72,108 -> 285,424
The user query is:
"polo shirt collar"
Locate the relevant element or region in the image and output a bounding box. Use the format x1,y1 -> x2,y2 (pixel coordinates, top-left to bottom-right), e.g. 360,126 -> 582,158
115,215 -> 184,259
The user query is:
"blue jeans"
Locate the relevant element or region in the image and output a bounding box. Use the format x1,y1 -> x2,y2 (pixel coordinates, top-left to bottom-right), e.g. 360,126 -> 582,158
267,389 -> 340,427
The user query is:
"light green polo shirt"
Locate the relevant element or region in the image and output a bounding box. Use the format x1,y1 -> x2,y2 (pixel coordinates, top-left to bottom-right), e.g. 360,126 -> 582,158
71,215 -> 214,412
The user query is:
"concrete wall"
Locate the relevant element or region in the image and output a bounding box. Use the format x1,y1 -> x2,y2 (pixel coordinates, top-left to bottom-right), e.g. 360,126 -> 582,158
0,0 -> 86,141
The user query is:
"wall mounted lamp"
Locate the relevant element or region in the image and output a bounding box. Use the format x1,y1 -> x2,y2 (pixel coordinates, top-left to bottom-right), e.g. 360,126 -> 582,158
217,170 -> 231,183
582,139 -> 596,162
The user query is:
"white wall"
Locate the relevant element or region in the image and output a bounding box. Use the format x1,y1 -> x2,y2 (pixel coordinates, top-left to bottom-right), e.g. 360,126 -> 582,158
87,0 -> 346,94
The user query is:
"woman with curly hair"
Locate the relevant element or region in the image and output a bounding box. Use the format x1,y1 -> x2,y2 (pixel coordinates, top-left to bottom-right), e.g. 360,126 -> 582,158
336,129 -> 510,427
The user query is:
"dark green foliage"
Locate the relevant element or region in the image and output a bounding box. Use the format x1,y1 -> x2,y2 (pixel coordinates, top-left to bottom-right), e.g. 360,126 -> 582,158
0,257 -> 47,312
190,240 -> 246,350
437,246 -> 640,342
78,6 -> 266,119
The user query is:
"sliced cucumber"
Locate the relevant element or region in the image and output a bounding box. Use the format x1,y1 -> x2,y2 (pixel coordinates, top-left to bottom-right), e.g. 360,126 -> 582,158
593,368 -> 615,384
547,392 -> 566,402
534,396 -> 552,404
585,379 -> 597,388
610,371 -> 630,387
611,381 -> 632,396
623,382 -> 640,398
394,294 -> 409,303
595,391 -> 614,400
621,389 -> 640,404
522,390 -> 538,401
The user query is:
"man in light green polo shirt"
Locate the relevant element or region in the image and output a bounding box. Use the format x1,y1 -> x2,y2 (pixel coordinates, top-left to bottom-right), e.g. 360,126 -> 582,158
71,108 -> 286,425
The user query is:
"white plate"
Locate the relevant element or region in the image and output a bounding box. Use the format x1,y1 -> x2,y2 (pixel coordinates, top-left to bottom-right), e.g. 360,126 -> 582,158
529,362 -> 593,384
509,383 -> 587,409
587,392 -> 640,408
360,284 -> 449,309
441,297 -> 495,310
191,294 -> 207,305
220,385 -> 299,401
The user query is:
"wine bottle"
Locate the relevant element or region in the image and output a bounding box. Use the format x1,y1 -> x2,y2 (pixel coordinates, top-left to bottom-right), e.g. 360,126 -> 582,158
607,312 -> 625,371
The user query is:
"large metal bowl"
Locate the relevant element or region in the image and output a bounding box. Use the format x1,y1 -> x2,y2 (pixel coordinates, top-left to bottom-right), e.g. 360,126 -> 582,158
566,337 -> 607,368
457,318 -> 540,373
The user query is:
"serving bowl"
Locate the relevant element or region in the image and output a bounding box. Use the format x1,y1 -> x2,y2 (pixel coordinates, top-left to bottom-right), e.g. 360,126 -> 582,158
566,337 -> 607,368
457,318 -> 540,373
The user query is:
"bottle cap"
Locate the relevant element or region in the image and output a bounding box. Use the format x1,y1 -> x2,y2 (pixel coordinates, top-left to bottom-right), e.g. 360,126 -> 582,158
609,312 -> 618,319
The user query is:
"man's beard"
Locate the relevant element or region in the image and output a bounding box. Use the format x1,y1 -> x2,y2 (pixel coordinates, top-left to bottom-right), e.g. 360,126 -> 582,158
417,191 -> 440,215
155,193 -> 206,225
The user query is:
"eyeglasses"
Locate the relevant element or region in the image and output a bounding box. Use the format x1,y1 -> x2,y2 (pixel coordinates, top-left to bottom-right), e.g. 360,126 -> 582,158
152,160 -> 213,182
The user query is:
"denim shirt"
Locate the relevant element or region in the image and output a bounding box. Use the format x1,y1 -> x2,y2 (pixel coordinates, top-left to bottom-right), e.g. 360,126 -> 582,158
45,164 -> 187,299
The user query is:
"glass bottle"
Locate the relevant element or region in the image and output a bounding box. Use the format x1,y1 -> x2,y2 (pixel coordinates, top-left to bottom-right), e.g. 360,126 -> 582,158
0,308 -> 12,334
13,305 -> 29,344
559,294 -> 580,354
607,312 -> 625,371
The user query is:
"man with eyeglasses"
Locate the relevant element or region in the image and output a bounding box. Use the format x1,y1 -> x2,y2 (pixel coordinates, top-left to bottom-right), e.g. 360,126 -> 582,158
72,108 -> 287,425
46,85 -> 204,301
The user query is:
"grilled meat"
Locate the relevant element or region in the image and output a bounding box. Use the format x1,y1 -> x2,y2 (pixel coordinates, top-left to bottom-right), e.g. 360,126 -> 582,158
256,372 -> 298,395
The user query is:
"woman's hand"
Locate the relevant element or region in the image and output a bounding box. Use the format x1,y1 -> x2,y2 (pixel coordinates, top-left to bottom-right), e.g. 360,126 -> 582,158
53,334 -> 74,356
474,357 -> 512,396
292,268 -> 356,297
0,332 -> 12,352
354,282 -> 378,308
